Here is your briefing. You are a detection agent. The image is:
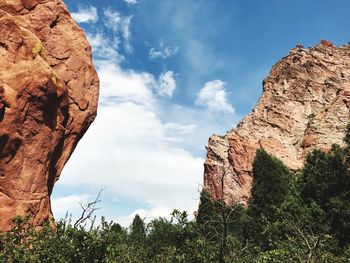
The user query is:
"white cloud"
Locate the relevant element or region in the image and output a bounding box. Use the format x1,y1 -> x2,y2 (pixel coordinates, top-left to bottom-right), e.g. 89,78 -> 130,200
98,62 -> 155,108
52,194 -> 92,218
98,62 -> 176,102
56,59 -> 203,225
54,62 -> 236,225
149,46 -> 179,59
103,8 -> 133,53
53,5 -> 238,227
123,0 -> 139,6
156,71 -> 176,97
164,123 -> 196,138
87,32 -> 123,62
71,6 -> 98,23
103,8 -> 122,31
121,16 -> 133,53
196,80 -> 234,114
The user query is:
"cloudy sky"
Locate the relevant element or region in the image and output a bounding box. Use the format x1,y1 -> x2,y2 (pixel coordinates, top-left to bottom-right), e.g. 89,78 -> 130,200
52,0 -> 350,226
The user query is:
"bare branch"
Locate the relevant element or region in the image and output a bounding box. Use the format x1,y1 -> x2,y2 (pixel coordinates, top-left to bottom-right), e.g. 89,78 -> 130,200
74,189 -> 103,228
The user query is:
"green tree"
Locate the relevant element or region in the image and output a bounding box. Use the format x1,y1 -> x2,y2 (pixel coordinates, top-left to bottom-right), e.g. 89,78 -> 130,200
130,214 -> 146,244
248,149 -> 291,219
197,189 -> 245,262
299,145 -> 350,247
196,189 -> 221,241
245,149 -> 291,250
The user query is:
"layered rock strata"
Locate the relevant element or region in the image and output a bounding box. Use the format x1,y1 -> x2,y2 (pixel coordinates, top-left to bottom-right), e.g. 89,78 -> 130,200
204,41 -> 350,205
0,0 -> 99,230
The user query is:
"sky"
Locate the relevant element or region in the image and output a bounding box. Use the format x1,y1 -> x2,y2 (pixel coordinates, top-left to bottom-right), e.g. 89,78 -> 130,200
52,0 -> 350,226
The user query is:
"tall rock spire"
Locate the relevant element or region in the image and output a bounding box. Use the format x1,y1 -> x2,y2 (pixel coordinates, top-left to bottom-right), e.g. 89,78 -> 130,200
0,0 -> 99,230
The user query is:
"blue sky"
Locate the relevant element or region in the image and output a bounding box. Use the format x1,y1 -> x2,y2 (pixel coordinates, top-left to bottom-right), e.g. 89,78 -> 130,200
52,0 -> 350,226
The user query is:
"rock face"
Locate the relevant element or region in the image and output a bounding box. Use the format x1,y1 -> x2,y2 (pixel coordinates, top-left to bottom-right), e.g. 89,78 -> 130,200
204,41 -> 350,205
0,0 -> 99,230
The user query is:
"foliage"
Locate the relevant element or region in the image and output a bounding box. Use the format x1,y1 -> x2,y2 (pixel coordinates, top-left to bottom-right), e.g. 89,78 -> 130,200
3,126 -> 350,261
130,214 -> 146,245
244,149 -> 291,250
249,149 -> 291,219
197,189 -> 245,262
300,144 -> 350,247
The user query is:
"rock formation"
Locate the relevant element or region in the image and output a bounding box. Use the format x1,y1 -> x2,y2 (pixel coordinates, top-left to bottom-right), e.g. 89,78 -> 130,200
0,0 -> 99,230
204,41 -> 350,205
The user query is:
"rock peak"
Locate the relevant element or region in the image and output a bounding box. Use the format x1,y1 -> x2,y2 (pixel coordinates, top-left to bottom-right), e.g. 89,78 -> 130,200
204,42 -> 350,205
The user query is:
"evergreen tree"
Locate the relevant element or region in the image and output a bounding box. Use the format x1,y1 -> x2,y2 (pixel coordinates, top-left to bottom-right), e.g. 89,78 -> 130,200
299,128 -> 350,247
197,189 -> 245,262
343,123 -> 350,189
300,146 -> 347,207
248,149 -> 291,219
245,149 -> 291,249
130,214 -> 146,244
196,190 -> 221,241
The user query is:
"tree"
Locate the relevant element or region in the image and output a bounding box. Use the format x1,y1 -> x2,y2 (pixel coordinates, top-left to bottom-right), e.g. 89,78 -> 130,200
248,149 -> 291,220
343,122 -> 350,170
197,167 -> 245,263
300,146 -> 346,206
74,189 -> 103,228
196,189 -> 221,241
130,214 -> 146,244
245,149 -> 291,250
299,145 -> 350,246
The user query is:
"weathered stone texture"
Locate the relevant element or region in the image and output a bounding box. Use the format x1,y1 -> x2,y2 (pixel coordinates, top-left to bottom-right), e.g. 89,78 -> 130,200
0,0 -> 99,230
204,41 -> 350,205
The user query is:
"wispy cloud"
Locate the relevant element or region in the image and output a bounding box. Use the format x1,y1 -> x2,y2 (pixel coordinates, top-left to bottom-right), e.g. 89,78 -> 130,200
149,46 -> 179,59
71,5 -> 98,23
196,80 -> 234,114
87,32 -> 123,62
123,0 -> 139,6
104,8 -> 133,54
156,71 -> 176,97
121,16 -> 133,53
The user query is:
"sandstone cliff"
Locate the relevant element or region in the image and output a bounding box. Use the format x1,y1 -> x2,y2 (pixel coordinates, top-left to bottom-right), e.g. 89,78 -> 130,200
204,41 -> 350,205
0,0 -> 99,230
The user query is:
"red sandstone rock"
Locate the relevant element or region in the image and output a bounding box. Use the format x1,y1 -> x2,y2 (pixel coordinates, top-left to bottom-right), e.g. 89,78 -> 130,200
0,0 -> 99,230
320,39 -> 334,47
204,43 -> 350,205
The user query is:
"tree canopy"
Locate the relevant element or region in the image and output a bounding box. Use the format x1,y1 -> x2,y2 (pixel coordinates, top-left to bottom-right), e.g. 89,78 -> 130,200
3,126 -> 350,262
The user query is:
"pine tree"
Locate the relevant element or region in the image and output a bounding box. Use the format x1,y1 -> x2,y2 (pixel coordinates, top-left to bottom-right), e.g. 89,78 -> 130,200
196,189 -> 221,241
249,149 -> 291,219
299,124 -> 350,247
197,189 -> 245,262
130,214 -> 146,245
245,149 -> 291,249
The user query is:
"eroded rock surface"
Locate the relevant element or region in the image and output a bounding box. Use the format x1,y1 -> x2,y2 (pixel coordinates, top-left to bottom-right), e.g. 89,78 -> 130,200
204,41 -> 350,205
0,0 -> 99,230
